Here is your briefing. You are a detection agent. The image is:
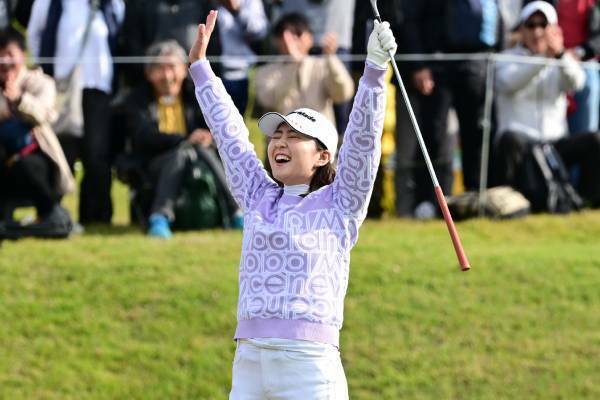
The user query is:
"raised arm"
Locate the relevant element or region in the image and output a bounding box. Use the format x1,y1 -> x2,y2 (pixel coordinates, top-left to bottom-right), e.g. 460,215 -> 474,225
16,71 -> 57,126
332,21 -> 396,223
189,11 -> 275,210
253,62 -> 299,111
495,53 -> 547,95
321,32 -> 355,104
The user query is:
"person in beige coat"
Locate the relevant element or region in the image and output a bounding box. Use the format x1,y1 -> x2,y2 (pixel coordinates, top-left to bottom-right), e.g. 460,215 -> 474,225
254,12 -> 355,126
0,27 -> 74,229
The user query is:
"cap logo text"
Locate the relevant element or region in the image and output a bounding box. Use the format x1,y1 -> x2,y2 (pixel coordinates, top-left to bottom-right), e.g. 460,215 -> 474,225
291,111 -> 316,122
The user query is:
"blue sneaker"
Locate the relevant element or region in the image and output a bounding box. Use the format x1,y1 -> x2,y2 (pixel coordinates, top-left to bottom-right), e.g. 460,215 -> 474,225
147,213 -> 172,239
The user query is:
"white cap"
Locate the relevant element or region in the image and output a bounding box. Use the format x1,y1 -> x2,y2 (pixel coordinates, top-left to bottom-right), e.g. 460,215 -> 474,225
258,108 -> 338,162
519,1 -> 558,25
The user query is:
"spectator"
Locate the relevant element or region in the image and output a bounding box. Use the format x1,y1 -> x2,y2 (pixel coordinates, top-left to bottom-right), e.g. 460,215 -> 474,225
117,40 -> 242,239
216,0 -> 268,116
353,0 -> 410,218
120,0 -> 220,86
524,0 -> 600,133
494,1 -> 600,207
272,0 -> 356,134
27,0 -> 125,225
401,0 -> 503,216
254,13 -> 354,127
0,27 -> 74,230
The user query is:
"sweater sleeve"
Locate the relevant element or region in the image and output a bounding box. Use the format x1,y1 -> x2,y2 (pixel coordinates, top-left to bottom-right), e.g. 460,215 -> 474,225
495,52 -> 547,94
17,71 -> 57,126
558,53 -> 586,92
323,55 -> 355,104
189,60 -> 276,211
331,61 -> 386,223
253,62 -> 299,111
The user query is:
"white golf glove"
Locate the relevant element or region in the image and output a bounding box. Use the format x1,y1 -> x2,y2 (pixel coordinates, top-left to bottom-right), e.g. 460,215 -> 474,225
366,20 -> 397,68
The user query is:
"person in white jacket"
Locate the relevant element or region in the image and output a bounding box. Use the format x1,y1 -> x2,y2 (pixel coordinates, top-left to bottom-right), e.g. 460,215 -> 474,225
494,1 -> 600,207
27,0 -> 125,224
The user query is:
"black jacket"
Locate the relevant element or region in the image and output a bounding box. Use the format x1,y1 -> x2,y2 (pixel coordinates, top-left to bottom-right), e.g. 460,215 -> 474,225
401,0 -> 504,75
117,79 -> 209,161
352,0 -> 406,67
119,0 -> 222,85
403,0 -> 503,54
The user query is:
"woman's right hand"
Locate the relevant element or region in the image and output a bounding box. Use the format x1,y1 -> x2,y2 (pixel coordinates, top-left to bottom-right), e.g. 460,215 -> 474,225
189,10 -> 218,64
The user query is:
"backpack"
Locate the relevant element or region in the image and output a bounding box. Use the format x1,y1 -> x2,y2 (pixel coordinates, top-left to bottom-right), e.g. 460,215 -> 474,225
517,143 -> 583,214
172,147 -> 231,230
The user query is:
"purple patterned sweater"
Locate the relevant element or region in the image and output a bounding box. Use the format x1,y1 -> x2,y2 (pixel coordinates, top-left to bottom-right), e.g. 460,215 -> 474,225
190,60 -> 387,347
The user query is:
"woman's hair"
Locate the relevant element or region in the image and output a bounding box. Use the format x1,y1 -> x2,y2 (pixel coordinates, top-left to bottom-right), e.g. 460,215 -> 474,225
144,39 -> 187,72
309,139 -> 336,193
0,27 -> 26,51
273,13 -> 312,38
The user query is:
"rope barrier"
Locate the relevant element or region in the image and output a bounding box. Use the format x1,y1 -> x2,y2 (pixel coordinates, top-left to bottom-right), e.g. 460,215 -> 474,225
7,52 -> 598,69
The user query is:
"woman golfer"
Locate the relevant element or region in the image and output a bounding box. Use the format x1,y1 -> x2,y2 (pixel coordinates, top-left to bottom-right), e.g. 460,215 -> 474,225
189,10 -> 396,399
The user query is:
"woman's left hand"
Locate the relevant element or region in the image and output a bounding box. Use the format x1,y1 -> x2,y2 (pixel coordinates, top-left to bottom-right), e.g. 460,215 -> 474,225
366,20 -> 397,68
189,10 -> 218,64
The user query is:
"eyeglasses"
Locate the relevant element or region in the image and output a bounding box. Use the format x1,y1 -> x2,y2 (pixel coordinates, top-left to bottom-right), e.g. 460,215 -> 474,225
524,20 -> 548,30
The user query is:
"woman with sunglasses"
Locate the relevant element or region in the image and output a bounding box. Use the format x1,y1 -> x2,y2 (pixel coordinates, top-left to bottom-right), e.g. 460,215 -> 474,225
494,1 -> 600,210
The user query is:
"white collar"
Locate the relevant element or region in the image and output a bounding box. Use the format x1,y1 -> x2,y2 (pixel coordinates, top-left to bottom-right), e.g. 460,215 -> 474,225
283,184 -> 309,196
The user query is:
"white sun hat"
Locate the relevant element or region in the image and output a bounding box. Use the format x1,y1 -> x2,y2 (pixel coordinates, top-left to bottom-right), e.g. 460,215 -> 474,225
519,1 -> 558,25
258,108 -> 339,162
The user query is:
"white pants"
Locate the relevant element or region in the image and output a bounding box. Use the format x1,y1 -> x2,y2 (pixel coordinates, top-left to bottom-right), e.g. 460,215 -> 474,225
229,338 -> 349,400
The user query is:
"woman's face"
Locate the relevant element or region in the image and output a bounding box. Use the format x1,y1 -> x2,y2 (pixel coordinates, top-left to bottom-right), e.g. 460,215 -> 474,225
520,12 -> 550,55
0,42 -> 24,85
268,122 -> 330,186
145,54 -> 187,97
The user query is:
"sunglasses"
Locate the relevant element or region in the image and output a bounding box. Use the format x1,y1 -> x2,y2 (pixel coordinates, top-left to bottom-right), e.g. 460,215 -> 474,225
524,20 -> 548,30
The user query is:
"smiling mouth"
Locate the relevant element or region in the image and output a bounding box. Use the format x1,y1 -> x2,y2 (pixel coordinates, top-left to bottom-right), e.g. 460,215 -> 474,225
274,154 -> 291,164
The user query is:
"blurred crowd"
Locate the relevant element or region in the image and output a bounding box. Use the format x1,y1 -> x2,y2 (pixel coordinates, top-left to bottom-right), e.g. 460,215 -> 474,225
1,0 -> 599,240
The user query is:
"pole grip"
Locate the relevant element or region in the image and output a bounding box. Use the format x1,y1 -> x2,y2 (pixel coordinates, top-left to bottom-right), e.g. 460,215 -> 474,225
434,186 -> 471,271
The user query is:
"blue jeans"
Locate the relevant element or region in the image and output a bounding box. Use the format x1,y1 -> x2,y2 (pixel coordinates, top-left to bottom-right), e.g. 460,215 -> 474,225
334,48 -> 352,135
568,63 -> 599,134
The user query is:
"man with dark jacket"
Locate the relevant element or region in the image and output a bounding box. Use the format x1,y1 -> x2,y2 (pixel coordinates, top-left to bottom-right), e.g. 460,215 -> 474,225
399,0 -> 502,216
119,0 -> 222,86
117,40 -> 241,238
354,0 -> 421,218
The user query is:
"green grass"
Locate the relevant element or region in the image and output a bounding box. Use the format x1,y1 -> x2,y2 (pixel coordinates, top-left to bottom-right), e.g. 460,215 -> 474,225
2,118 -> 599,399
1,199 -> 599,399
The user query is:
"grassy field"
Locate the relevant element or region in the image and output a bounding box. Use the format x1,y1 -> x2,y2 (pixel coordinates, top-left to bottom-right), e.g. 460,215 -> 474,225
1,182 -> 599,399
1,110 -> 599,399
